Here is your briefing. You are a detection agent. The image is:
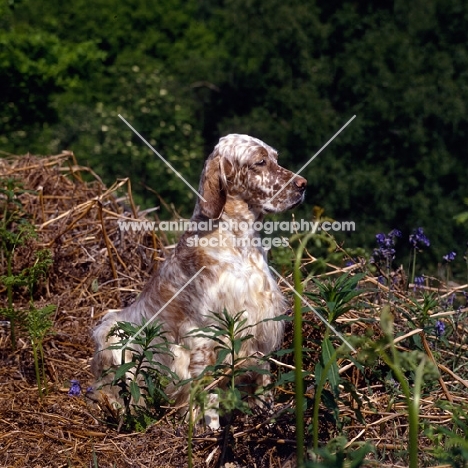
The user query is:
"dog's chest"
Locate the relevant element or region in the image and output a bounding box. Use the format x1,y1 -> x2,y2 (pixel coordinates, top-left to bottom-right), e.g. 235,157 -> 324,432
202,246 -> 285,321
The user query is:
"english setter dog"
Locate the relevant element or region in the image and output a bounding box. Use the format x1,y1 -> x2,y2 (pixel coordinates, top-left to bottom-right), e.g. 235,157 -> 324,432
91,134 -> 307,424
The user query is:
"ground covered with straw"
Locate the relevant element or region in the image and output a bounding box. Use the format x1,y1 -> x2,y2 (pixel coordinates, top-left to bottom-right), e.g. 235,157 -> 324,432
0,154 -> 467,467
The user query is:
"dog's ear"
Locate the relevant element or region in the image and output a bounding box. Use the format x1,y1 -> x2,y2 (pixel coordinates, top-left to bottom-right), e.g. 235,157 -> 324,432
198,153 -> 227,219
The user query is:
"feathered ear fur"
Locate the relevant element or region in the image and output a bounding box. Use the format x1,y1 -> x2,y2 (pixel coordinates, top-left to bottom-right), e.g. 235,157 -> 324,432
197,152 -> 227,219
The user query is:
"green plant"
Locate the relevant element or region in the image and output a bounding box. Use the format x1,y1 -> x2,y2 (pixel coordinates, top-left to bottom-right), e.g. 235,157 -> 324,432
0,178 -> 35,349
0,178 -> 56,397
358,306 -> 439,468
185,308 -> 272,467
305,272 -> 366,452
305,436 -> 374,468
103,319 -> 176,432
291,230 -> 317,467
26,303 -> 56,399
427,400 -> 468,467
404,292 -> 439,329
186,308 -> 273,416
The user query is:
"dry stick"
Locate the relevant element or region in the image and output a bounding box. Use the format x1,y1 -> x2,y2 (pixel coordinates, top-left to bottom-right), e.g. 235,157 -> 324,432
125,178 -> 139,219
218,423 -> 232,467
5,153 -> 71,173
39,199 -> 94,229
70,269 -> 99,297
97,201 -> 118,280
66,152 -> 84,183
101,207 -> 140,221
102,178 -> 132,199
46,177 -> 129,231
150,229 -> 160,263
38,187 -> 46,224
420,331 -> 454,402
437,363 -> 468,390
49,202 -> 95,246
101,224 -> 131,274
344,428 -> 366,449
65,151 -> 107,186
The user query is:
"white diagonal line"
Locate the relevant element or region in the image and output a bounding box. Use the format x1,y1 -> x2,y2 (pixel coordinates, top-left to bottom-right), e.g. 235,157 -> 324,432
118,114 -> 207,202
268,115 -> 356,203
269,266 -> 356,352
122,266 -> 206,351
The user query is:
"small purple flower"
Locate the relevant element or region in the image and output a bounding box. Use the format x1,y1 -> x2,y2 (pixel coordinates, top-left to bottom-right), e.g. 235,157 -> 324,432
68,379 -> 81,397
434,320 -> 445,338
388,229 -> 402,239
373,229 -> 401,263
414,276 -> 424,290
443,251 -> 456,262
409,227 -> 430,250
388,378 -> 399,391
442,293 -> 455,310
376,233 -> 387,245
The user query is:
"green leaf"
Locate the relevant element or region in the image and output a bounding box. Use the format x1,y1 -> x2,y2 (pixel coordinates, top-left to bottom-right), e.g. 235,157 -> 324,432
112,361 -> 135,382
129,380 -> 141,404
315,338 -> 340,395
143,350 -> 154,363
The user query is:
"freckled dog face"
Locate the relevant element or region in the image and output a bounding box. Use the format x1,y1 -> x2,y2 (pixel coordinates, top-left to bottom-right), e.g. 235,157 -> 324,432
236,145 -> 307,214
197,134 -> 307,219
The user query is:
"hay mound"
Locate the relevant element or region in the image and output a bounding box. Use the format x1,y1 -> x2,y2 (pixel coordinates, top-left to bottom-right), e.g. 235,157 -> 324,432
0,153 -> 186,467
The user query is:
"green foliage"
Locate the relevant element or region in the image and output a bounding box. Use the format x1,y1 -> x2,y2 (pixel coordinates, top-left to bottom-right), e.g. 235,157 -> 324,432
403,292 -> 440,330
0,178 -> 54,350
303,272 -> 366,455
358,306 -> 440,468
0,2 -> 105,153
186,308 -> 261,417
185,308 -> 274,467
52,65 -> 204,212
26,303 -> 56,399
103,319 -> 176,432
306,0 -> 468,268
0,177 -> 55,397
305,436 -> 374,468
306,273 -> 366,325
454,198 -> 468,225
427,400 -> 468,467
3,0 -> 468,268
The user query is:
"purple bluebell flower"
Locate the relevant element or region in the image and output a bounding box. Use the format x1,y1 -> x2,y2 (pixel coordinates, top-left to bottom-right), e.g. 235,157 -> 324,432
376,233 -> 387,245
388,229 -> 402,239
414,276 -> 424,289
442,293 -> 455,310
434,320 -> 445,338
68,379 -> 81,397
409,227 -> 430,250
373,229 -> 401,263
443,251 -> 456,262
388,378 -> 399,391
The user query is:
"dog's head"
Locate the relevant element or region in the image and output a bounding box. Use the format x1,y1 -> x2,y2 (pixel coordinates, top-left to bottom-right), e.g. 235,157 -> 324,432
196,134 -> 306,219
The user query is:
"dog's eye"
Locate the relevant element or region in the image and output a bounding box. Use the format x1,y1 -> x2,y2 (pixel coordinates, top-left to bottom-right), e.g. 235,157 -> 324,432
255,159 -> 266,166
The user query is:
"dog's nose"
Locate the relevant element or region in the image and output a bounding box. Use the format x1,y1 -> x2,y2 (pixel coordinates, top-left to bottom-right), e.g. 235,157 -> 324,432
294,176 -> 307,189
